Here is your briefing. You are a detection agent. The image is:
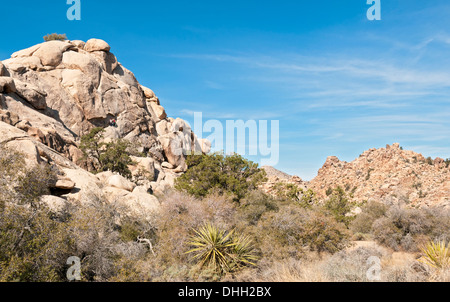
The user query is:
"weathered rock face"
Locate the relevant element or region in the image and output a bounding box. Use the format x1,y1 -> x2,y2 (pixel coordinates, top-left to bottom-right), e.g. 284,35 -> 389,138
308,143 -> 450,208
0,39 -> 210,214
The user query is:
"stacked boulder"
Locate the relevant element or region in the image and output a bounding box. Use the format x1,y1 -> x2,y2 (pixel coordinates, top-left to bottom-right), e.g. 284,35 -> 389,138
0,38 -> 210,214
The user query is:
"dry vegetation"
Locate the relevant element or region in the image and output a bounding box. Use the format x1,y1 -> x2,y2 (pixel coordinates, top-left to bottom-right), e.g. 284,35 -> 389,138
0,147 -> 449,282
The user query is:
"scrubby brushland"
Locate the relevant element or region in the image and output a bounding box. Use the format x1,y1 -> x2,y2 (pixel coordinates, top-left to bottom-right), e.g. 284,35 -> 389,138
1,146 -> 449,282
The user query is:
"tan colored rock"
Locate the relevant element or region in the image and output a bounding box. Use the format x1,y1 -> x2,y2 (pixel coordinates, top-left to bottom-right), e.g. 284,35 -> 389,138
0,76 -> 16,93
14,79 -> 47,109
4,56 -> 43,71
148,102 -> 167,120
107,174 -> 136,192
129,156 -> 156,182
84,38 -> 111,52
161,161 -> 174,169
0,109 -> 20,126
32,41 -> 73,67
308,143 -> 450,207
53,177 -> 76,190
199,138 -> 211,154
62,51 -> 102,87
68,145 -> 84,164
158,132 -> 185,168
70,40 -> 86,49
112,63 -> 139,87
96,171 -> 115,184
61,167 -> 104,204
90,51 -> 118,74
0,61 -> 5,76
40,195 -> 68,214
155,119 -> 170,136
11,44 -> 41,58
141,85 -> 155,99
0,121 -> 42,165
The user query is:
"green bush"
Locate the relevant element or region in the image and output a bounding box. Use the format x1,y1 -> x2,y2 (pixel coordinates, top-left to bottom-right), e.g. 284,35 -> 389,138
0,146 -> 57,206
175,152 -> 267,201
43,33 -> 67,41
237,190 -> 278,226
323,187 -> 355,227
79,127 -> 134,178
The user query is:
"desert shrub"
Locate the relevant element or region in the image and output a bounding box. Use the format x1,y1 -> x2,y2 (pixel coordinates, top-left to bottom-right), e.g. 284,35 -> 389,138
150,191 -> 236,276
323,186 -> 356,227
175,152 -> 267,201
369,205 -> 448,252
43,33 -> 67,41
256,205 -> 349,260
272,182 -> 302,201
79,127 -> 134,178
0,204 -> 72,281
350,213 -> 375,234
272,182 -> 316,207
321,246 -> 387,282
0,147 -> 57,206
350,201 -> 387,234
237,190 -> 278,226
371,217 -> 404,251
352,201 -> 448,253
298,210 -> 350,254
98,139 -> 134,178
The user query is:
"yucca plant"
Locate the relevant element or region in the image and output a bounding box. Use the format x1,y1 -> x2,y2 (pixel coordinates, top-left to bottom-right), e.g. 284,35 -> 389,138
229,234 -> 259,270
418,240 -> 450,269
186,223 -> 257,273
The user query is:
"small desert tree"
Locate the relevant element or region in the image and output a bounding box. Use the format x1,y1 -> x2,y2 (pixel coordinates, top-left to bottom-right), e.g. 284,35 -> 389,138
175,152 -> 267,202
79,127 -> 134,178
324,186 -> 356,227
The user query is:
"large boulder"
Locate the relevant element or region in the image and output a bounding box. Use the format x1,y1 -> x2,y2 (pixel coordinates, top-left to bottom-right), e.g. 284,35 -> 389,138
40,195 -> 69,215
84,39 -> 111,52
129,156 -> 156,182
107,174 -> 136,192
32,41 -> 74,67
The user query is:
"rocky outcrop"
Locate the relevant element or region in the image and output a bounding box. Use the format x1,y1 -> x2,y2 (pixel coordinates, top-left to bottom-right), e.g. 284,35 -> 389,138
308,143 -> 450,208
260,165 -> 307,196
0,39 -> 210,215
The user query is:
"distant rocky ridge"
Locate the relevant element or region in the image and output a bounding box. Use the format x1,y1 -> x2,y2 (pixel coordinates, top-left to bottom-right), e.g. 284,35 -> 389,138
0,38 -> 210,214
262,143 -> 450,209
309,143 -> 449,208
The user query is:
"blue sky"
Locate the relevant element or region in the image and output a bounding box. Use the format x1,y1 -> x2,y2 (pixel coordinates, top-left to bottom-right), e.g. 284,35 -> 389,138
1,0 -> 450,180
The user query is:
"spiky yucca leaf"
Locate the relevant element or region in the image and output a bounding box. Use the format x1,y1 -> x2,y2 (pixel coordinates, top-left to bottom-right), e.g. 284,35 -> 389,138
229,234 -> 259,267
418,240 -> 450,269
186,223 -> 258,273
186,223 -> 236,272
